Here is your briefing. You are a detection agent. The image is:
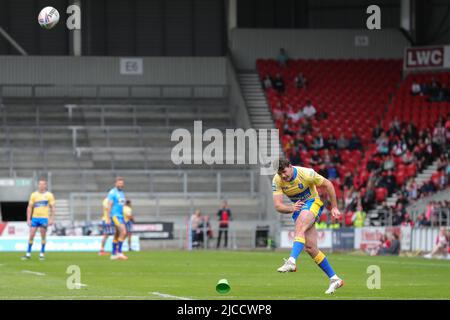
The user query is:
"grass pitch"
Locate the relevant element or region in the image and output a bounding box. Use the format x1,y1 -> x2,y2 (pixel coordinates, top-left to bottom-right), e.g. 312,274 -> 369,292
0,250 -> 449,300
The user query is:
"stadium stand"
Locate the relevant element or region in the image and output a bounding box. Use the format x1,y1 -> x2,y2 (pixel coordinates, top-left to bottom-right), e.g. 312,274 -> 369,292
0,96 -> 266,235
384,72 -> 450,130
255,58 -> 450,227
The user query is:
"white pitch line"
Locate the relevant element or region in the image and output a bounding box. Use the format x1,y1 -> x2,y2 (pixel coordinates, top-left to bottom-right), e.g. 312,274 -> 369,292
150,291 -> 193,300
22,270 -> 46,276
74,283 -> 88,287
0,295 -> 153,300
333,257 -> 450,267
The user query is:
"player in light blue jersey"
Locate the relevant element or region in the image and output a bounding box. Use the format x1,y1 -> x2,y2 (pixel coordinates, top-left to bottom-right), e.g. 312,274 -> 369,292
106,177 -> 128,260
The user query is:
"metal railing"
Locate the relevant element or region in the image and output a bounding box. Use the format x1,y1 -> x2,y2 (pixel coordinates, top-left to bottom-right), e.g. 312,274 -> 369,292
409,208 -> 449,227
186,218 -> 276,250
69,192 -> 267,223
57,218 -> 277,250
39,169 -> 258,195
0,84 -> 229,100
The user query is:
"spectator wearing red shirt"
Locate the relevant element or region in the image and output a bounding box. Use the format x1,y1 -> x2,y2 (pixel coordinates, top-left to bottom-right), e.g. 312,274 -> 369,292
344,211 -> 354,227
216,201 -> 232,249
401,213 -> 414,227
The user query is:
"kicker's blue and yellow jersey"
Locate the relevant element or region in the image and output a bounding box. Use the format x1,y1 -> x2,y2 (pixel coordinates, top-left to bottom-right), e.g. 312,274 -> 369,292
28,191 -> 55,219
272,166 -> 325,221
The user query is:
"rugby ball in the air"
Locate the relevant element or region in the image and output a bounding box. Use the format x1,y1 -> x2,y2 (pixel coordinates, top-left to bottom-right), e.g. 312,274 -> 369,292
38,7 -> 60,29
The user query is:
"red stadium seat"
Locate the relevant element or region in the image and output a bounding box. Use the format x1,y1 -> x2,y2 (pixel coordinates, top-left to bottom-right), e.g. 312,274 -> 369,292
375,187 -> 388,202
254,59 -> 439,195
406,163 -> 417,178
395,171 -> 406,186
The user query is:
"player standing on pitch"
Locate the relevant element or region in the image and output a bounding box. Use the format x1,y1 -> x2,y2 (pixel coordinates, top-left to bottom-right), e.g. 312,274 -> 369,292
99,197 -> 114,256
22,178 -> 56,261
107,177 -> 128,260
273,159 -> 344,294
123,199 -> 135,251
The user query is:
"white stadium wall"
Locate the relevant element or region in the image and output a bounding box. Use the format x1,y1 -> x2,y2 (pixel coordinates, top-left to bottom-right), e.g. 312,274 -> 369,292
229,28 -> 410,70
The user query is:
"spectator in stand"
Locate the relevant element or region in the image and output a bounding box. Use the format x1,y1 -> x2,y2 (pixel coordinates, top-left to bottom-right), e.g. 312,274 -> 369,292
376,132 -> 389,155
282,117 -> 295,136
413,140 -> 427,172
326,163 -> 339,182
401,150 -> 415,165
424,227 -> 448,259
425,201 -> 436,223
411,80 -> 422,96
289,151 -> 301,166
378,201 -> 390,226
343,186 -> 358,212
311,133 -> 325,150
447,160 -> 450,185
353,204 -> 366,227
445,113 -> 450,148
362,177 -> 376,209
401,213 -> 414,227
433,120 -> 446,149
294,72 -> 307,89
348,132 -> 362,150
418,180 -> 437,198
366,156 -> 379,172
316,110 -> 328,120
372,123 -> 383,141
405,123 -> 418,141
381,170 -> 397,195
273,73 -> 285,94
287,105 -> 304,123
315,218 -> 328,229
406,178 -> 418,201
325,134 -> 338,150
332,151 -> 342,164
387,117 -> 402,137
294,132 -> 307,151
337,133 -> 349,150
396,191 -> 409,208
277,48 -> 289,67
216,201 -> 232,249
273,108 -> 284,122
262,74 -> 272,90
322,149 -> 331,164
382,155 -> 396,172
310,150 -> 322,166
427,77 -> 443,101
318,163 -> 328,179
343,210 -> 353,227
300,118 -> 313,135
391,207 -> 403,226
436,154 -> 448,171
329,215 -> 341,229
415,213 -> 430,227
302,100 -> 317,119
392,139 -> 407,157
343,172 -> 354,189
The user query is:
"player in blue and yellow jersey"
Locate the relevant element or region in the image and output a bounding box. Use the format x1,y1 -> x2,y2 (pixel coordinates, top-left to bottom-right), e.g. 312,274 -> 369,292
22,179 -> 56,261
123,200 -> 135,252
99,197 -> 114,256
272,159 -> 344,294
107,177 -> 128,260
